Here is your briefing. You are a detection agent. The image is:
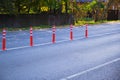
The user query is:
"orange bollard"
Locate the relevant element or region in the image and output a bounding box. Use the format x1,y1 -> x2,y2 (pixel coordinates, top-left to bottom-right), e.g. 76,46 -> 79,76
85,24 -> 88,38
70,24 -> 73,40
2,28 -> 6,50
52,25 -> 56,43
30,27 -> 33,46
85,29 -> 88,38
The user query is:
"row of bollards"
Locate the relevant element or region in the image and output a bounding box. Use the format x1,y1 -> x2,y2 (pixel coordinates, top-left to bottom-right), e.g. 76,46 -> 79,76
1,24 -> 88,51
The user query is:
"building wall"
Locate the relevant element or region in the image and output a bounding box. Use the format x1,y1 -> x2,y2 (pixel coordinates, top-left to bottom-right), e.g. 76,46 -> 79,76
107,10 -> 119,20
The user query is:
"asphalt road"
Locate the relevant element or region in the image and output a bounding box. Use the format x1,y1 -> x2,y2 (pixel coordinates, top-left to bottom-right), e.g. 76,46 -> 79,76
0,22 -> 120,80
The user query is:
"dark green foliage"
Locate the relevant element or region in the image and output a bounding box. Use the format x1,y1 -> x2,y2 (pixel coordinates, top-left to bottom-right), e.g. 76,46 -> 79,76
0,0 -> 75,14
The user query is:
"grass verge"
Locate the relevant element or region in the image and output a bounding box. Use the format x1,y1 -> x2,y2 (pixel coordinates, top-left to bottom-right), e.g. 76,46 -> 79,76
0,25 -> 51,32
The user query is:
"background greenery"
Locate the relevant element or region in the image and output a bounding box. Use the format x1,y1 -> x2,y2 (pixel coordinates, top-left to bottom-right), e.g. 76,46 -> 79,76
0,0 -> 120,31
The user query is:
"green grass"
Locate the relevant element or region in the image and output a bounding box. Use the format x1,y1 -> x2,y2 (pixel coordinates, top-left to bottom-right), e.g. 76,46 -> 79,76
75,20 -> 95,26
0,25 -> 51,32
75,20 -> 120,26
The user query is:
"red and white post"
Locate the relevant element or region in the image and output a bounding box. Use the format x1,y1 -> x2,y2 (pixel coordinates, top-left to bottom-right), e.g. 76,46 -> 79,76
70,24 -> 73,40
2,28 -> 6,50
30,27 -> 33,46
85,24 -> 88,38
52,25 -> 56,43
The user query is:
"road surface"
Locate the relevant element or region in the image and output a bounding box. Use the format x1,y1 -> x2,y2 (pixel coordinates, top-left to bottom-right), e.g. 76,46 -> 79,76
0,22 -> 120,80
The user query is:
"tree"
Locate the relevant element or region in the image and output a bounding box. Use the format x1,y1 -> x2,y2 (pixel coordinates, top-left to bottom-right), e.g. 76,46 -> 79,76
85,0 -> 104,22
0,0 -> 77,14
101,0 -> 120,20
0,0 -> 14,14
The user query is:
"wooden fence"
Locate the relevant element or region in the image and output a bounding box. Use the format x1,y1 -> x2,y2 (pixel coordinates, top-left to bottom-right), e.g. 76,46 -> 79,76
0,13 -> 74,28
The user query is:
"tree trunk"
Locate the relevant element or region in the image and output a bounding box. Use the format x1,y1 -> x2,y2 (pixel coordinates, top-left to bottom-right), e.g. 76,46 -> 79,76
65,2 -> 68,13
93,9 -> 98,22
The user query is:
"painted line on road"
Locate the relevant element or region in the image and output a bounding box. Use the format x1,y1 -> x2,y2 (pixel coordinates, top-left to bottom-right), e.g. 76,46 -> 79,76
0,40 -> 69,52
60,58 -> 120,80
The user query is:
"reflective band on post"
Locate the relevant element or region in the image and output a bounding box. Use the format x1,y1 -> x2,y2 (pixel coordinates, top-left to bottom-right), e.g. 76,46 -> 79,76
30,34 -> 33,36
3,36 -> 6,39
52,26 -> 56,33
30,27 -> 33,34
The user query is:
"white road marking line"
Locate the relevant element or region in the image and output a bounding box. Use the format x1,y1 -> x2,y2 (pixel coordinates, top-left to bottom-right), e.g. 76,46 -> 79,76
0,40 -> 69,51
60,58 -> 120,80
5,46 -> 30,51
